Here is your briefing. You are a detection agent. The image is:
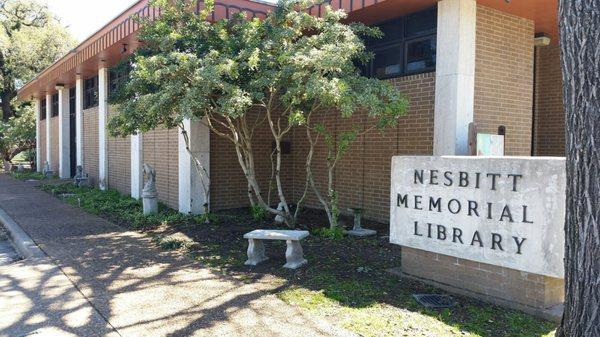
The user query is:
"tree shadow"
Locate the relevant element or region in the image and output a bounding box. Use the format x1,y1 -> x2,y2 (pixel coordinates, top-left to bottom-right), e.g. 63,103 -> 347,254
0,174 -> 351,337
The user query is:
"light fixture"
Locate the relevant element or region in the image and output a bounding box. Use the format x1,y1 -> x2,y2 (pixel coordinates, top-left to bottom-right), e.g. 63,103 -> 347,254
121,44 -> 128,54
534,33 -> 551,47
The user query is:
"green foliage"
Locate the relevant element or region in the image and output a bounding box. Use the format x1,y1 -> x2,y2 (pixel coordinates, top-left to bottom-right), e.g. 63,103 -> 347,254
312,226 -> 345,240
250,204 -> 268,221
10,169 -> 44,180
0,1 -> 76,160
40,183 -> 195,230
0,104 -> 35,160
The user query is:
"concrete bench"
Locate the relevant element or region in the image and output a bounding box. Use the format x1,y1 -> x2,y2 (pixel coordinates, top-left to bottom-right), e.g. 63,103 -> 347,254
243,229 -> 309,269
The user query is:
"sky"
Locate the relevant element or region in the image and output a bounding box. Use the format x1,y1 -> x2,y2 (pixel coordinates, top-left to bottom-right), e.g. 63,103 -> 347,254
43,0 -> 139,42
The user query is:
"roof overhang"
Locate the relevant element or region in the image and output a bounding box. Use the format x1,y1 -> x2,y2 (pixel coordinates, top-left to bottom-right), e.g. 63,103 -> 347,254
18,0 -> 559,101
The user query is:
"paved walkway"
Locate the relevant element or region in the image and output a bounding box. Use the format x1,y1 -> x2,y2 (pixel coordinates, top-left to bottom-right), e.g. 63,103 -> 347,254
0,174 -> 353,337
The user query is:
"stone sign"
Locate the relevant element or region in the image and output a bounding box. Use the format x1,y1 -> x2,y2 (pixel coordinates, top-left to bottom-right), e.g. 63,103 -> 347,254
390,156 -> 565,278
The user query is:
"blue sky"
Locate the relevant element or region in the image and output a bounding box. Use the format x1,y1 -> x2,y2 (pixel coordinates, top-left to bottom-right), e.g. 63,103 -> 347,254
44,0 -> 139,42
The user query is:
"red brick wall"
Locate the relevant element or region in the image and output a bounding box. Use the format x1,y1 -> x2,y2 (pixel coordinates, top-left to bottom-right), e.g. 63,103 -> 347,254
474,5 -> 535,156
50,117 -> 59,173
533,44 -> 565,157
291,72 -> 436,223
143,128 -> 179,209
107,106 -> 131,195
402,247 -> 563,310
210,111 -> 295,211
82,107 -> 99,185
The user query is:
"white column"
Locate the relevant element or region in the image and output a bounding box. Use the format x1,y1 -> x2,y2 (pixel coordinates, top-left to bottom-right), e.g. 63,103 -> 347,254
130,133 -> 143,199
433,0 -> 477,155
75,75 -> 84,167
57,86 -> 71,178
178,118 -> 210,214
35,98 -> 42,172
45,93 -> 52,170
98,67 -> 109,190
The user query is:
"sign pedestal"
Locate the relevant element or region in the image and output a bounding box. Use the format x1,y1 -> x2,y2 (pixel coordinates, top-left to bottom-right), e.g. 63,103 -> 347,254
389,156 -> 566,321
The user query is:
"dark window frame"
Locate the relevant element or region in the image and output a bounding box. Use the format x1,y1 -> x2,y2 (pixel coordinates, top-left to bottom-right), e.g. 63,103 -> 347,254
84,76 -> 99,109
109,67 -> 129,96
40,99 -> 47,120
364,7 -> 437,79
51,93 -> 59,117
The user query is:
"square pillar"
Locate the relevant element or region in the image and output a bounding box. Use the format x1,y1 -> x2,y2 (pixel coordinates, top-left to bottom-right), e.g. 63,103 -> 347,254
35,98 -> 42,172
45,93 -> 52,169
75,75 -> 84,167
178,118 -> 210,214
98,67 -> 109,190
433,0 -> 477,155
130,133 -> 143,199
57,86 -> 71,178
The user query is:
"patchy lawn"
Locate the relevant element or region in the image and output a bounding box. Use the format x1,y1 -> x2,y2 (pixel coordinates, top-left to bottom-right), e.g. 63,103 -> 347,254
40,183 -> 557,337
9,170 -> 47,181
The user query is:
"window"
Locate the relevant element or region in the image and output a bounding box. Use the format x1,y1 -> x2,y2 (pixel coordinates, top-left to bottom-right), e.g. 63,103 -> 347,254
109,67 -> 129,97
51,93 -> 59,117
364,7 -> 437,79
84,76 -> 99,109
69,88 -> 76,115
40,99 -> 46,120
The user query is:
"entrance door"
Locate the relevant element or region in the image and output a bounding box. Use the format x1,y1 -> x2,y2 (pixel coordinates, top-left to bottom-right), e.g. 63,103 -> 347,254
69,88 -> 77,177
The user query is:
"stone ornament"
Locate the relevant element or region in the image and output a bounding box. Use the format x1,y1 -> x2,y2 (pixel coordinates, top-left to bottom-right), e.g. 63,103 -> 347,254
274,202 -> 286,223
345,207 -> 377,237
243,229 -> 309,269
74,165 -> 90,187
42,161 -> 53,178
142,164 -> 158,215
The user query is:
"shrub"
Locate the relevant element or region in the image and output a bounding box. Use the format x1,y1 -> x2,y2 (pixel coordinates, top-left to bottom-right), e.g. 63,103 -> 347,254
250,205 -> 269,221
312,226 -> 345,240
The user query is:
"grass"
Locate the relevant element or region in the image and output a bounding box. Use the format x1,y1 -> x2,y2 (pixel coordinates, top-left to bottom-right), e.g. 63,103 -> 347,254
10,170 -> 46,181
40,182 -> 558,337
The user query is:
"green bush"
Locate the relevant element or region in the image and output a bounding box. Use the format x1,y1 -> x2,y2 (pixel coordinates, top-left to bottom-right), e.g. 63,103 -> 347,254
250,204 -> 269,221
40,183 -> 204,230
312,226 -> 345,240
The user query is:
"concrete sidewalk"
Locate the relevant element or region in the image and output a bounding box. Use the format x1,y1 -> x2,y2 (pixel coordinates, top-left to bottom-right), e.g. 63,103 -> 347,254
0,174 -> 353,337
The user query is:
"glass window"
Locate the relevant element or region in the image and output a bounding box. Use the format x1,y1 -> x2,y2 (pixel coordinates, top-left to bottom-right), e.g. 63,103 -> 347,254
365,6 -> 437,79
405,8 -> 437,37
405,37 -> 436,73
109,67 -> 129,96
373,44 -> 403,79
84,76 -> 99,109
51,94 -> 59,117
40,99 -> 46,120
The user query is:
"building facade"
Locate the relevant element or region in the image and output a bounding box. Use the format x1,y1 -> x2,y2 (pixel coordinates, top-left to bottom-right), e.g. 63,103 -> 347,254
19,0 -> 565,318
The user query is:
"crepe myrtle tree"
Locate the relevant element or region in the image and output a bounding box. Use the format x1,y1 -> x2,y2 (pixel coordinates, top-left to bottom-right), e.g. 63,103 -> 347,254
108,0 -> 407,226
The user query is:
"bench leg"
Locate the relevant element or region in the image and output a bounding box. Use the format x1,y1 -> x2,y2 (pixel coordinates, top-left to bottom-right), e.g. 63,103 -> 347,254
245,239 -> 268,266
284,240 -> 307,269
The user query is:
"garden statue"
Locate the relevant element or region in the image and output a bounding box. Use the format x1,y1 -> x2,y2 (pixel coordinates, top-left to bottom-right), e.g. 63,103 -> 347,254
345,208 -> 376,237
74,165 -> 90,187
275,202 -> 285,224
142,163 -> 158,215
17,164 -> 24,172
43,161 -> 53,178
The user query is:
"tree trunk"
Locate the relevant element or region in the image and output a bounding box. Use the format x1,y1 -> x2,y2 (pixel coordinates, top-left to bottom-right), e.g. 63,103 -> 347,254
557,1 -> 600,336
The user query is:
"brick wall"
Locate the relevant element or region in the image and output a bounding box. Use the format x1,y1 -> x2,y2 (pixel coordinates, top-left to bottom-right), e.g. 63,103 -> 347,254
402,247 -> 564,310
474,5 -> 535,156
291,72 -> 436,223
401,6 -> 563,316
210,111 -> 295,211
83,107 -> 99,185
50,117 -> 59,173
533,44 -> 565,156
107,106 -> 131,195
39,120 -> 46,168
143,128 -> 179,210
